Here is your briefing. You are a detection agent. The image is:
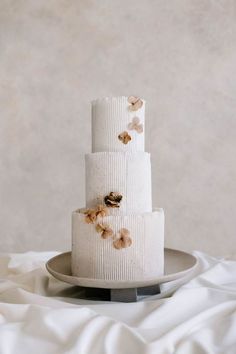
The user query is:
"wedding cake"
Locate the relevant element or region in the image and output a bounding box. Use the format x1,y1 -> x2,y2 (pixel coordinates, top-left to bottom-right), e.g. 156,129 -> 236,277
72,96 -> 164,281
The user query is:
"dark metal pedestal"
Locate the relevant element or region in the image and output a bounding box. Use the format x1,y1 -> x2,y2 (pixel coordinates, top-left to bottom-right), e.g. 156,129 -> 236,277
85,284 -> 160,302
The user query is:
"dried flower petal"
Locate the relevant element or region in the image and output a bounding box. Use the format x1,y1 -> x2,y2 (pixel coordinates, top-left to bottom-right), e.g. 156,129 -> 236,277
83,209 -> 97,224
128,117 -> 143,134
113,239 -> 123,249
113,228 -> 132,249
104,192 -> 123,208
113,237 -> 132,249
95,223 -> 105,233
82,204 -> 110,224
132,117 -> 140,125
102,228 -> 114,239
119,228 -> 130,238
96,204 -> 109,218
118,131 -> 131,145
96,222 -> 114,239
127,96 -> 143,111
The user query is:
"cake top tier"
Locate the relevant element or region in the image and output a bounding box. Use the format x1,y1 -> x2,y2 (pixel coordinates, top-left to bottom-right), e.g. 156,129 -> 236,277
91,96 -> 145,152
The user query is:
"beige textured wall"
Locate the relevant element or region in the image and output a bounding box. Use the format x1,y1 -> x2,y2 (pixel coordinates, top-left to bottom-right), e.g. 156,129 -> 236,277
0,0 -> 235,256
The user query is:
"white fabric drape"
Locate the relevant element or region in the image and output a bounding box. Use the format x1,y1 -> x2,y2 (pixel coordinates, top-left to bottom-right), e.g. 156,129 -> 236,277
0,251 -> 236,354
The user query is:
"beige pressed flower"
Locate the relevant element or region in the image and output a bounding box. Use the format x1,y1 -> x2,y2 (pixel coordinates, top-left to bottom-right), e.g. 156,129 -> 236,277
128,117 -> 143,134
96,223 -> 114,239
118,131 -> 131,145
83,209 -> 97,224
104,192 -> 123,208
127,96 -> 143,111
113,228 -> 132,249
83,204 -> 109,224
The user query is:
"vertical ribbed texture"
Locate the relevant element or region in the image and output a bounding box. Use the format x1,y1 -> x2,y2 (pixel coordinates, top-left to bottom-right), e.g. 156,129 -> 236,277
72,210 -> 164,281
91,97 -> 145,153
85,152 -> 152,214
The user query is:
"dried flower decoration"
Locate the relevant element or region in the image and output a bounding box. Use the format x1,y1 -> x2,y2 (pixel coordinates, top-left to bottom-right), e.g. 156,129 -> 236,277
96,204 -> 109,218
104,192 -> 123,208
113,228 -> 132,249
83,204 -> 109,224
128,96 -> 143,111
118,131 -> 131,145
96,223 -> 114,239
128,117 -> 143,134
83,209 -> 98,224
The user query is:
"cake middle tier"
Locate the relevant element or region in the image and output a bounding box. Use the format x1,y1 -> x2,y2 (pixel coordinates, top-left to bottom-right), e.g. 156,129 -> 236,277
85,152 -> 152,214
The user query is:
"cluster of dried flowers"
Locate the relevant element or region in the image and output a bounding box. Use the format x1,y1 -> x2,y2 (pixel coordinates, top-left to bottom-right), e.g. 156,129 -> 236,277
95,223 -> 132,249
82,193 -> 131,249
118,96 -> 144,145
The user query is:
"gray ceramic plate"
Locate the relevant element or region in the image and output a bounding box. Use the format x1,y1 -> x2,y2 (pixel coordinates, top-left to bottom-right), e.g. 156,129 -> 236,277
46,248 -> 198,289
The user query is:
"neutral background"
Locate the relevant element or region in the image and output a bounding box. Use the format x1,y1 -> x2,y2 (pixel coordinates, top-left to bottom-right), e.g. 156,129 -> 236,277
0,0 -> 235,256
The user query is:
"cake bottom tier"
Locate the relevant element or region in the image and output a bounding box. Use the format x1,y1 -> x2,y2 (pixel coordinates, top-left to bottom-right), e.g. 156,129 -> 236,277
72,209 -> 164,281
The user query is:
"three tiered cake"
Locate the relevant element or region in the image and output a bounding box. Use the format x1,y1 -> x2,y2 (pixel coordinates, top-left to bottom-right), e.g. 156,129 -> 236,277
72,96 -> 164,281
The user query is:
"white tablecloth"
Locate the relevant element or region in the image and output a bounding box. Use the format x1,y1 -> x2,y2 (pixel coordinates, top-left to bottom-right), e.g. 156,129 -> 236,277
0,251 -> 236,354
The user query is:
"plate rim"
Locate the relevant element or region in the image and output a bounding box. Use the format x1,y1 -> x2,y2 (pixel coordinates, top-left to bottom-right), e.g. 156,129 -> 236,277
46,248 -> 199,289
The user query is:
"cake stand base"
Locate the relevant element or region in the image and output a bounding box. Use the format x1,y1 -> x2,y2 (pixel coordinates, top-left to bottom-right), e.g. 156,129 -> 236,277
46,249 -> 199,302
84,284 -> 160,302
